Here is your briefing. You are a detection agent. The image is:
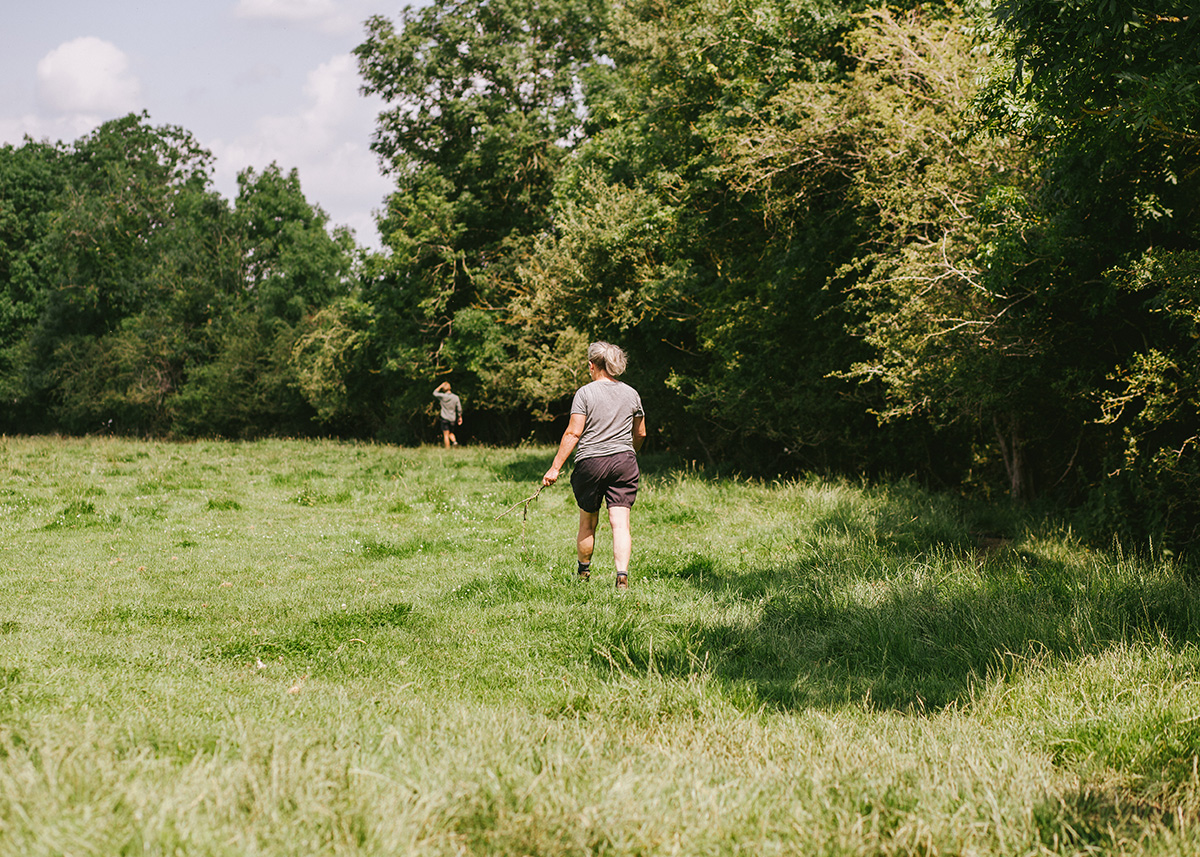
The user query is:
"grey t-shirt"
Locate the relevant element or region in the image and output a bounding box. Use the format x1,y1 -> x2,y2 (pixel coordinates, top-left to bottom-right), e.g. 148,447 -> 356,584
571,379 -> 644,461
433,391 -> 462,421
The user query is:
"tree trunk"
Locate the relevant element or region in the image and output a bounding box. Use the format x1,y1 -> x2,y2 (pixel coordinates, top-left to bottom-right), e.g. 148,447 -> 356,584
994,414 -> 1030,501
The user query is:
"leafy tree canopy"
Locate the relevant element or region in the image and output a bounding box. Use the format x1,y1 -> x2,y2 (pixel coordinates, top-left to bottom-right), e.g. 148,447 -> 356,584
985,0 -> 1199,141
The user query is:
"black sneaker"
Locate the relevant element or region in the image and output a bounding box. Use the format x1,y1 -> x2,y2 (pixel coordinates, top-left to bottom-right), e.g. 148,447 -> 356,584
577,563 -> 591,581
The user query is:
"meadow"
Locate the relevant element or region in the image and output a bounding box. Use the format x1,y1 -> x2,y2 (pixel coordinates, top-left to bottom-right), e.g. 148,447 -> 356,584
1,435 -> 1199,856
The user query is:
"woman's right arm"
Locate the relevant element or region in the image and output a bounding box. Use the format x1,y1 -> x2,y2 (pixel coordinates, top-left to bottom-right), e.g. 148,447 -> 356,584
543,413 -> 586,485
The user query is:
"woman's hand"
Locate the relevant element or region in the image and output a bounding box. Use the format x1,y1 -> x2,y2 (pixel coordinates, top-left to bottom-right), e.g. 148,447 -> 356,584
542,467 -> 560,487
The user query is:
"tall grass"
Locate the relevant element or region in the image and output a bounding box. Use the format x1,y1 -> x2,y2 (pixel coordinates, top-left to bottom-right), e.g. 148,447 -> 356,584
1,436 -> 1198,855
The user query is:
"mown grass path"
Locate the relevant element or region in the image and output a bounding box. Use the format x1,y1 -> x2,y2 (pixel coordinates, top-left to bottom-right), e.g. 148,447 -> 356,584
1,436 -> 1198,855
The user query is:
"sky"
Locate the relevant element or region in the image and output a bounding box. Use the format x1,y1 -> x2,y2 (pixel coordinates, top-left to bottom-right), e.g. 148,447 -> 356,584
1,0 -> 427,251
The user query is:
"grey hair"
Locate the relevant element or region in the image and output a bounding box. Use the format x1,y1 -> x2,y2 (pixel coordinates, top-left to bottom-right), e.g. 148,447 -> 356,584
588,341 -> 628,377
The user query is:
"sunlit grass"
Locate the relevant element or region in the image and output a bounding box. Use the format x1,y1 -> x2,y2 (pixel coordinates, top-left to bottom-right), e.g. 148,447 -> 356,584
1,435 -> 1199,855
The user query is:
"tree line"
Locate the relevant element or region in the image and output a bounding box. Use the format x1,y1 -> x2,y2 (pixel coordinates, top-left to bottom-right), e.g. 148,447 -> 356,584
2,0 -> 1198,551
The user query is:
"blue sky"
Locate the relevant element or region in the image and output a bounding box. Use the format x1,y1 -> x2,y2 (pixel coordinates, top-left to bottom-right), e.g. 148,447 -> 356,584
1,0 -> 427,250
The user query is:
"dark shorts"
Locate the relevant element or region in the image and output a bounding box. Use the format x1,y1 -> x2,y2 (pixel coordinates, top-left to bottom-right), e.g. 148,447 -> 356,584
439,418 -> 456,432
570,451 -> 639,513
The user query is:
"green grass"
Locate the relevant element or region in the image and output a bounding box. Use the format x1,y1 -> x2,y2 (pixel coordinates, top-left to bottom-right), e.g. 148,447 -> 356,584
1,435 -> 1199,855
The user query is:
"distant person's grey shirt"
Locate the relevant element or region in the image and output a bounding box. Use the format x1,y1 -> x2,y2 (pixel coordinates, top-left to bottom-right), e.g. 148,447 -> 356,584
571,379 -> 644,461
433,391 -> 462,421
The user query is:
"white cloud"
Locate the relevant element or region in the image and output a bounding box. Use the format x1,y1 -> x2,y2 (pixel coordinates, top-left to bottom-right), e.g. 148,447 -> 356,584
36,37 -> 141,116
233,0 -> 375,35
209,54 -> 391,249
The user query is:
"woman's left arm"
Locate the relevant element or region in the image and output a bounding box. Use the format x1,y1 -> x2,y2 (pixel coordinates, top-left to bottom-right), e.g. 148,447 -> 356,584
632,415 -> 647,452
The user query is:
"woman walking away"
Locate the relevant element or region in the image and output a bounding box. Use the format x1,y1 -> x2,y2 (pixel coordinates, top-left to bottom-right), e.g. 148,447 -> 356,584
543,342 -> 646,590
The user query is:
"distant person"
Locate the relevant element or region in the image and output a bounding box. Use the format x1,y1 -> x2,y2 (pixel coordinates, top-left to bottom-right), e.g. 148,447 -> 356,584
543,342 -> 646,590
433,381 -> 463,448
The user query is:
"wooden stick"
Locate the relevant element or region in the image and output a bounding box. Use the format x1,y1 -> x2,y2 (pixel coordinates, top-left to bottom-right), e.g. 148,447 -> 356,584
495,483 -> 545,520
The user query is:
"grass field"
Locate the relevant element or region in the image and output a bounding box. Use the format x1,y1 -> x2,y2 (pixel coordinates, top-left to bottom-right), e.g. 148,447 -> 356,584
1,435 -> 1199,855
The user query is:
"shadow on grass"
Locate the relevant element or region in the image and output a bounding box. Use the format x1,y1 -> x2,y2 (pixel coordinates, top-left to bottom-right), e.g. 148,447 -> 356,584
1032,783 -> 1176,853
492,453 -> 551,484
593,551 -> 1200,715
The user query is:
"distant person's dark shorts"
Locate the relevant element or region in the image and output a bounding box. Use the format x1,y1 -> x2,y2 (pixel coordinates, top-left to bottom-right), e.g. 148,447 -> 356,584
439,418 -> 456,432
570,451 -> 639,512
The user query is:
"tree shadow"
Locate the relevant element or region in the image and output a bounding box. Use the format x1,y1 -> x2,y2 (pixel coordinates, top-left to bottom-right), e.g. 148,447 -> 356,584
1031,782 -> 1179,852
492,453 -> 551,484
593,549 -> 1200,714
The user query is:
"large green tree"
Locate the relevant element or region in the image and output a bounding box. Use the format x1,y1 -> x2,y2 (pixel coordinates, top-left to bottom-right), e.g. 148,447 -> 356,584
354,0 -> 608,440
0,139 -> 68,422
27,114 -> 229,434
513,0 -> 954,472
975,0 -> 1200,541
829,1 -> 1200,514
0,115 -> 359,438
171,164 -> 358,438
833,7 -> 1066,500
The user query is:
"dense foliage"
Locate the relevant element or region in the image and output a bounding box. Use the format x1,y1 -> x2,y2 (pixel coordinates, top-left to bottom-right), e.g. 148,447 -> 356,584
0,114 -> 356,438
1,2 -> 1197,551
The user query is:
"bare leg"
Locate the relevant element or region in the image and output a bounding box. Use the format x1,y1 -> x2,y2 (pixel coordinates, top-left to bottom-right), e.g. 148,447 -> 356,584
442,429 -> 451,449
608,505 -> 631,574
576,510 -> 599,564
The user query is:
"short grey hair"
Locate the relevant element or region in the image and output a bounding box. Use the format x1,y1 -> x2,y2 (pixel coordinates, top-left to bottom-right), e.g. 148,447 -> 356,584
588,341 -> 628,377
